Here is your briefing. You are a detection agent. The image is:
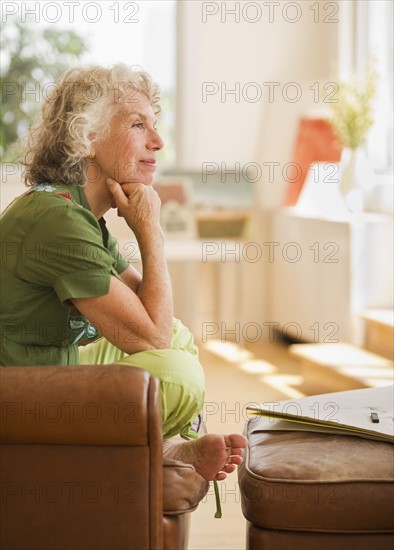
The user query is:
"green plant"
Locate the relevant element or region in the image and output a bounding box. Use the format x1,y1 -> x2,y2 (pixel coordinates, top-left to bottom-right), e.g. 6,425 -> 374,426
329,64 -> 378,149
1,19 -> 88,160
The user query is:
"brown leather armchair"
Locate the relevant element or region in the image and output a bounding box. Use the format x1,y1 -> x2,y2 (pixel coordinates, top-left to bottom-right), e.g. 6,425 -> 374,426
0,364 -> 209,550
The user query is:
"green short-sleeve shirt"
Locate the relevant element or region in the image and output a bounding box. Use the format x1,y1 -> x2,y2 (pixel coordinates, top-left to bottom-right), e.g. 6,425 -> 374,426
0,183 -> 130,366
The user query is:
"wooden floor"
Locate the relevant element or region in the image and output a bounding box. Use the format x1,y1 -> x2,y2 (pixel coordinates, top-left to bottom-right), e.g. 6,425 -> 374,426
188,338 -> 302,550
189,332 -> 394,549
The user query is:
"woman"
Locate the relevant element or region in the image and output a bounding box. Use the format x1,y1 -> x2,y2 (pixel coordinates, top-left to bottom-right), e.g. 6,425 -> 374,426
0,64 -> 247,482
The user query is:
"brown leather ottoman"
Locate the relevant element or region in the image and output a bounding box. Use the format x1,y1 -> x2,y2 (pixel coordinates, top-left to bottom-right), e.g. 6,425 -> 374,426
238,421 -> 394,550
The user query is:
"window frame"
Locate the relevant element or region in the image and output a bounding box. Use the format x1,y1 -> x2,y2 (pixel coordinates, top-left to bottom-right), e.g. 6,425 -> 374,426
338,0 -> 393,174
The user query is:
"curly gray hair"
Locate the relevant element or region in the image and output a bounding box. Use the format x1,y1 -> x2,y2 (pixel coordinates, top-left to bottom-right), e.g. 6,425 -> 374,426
21,63 -> 161,186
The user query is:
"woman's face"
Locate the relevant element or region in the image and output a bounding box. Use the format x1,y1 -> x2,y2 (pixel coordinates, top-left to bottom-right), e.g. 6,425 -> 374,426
93,91 -> 164,186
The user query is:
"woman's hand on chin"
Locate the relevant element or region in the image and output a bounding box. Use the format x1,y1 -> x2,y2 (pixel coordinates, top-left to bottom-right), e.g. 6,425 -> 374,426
106,177 -> 162,236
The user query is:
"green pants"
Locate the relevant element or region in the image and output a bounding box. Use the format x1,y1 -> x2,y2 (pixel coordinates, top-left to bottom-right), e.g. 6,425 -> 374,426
79,318 -> 205,439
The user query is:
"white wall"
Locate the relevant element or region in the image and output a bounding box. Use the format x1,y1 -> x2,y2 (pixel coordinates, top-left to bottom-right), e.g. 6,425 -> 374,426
175,1 -> 340,336
177,0 -> 338,208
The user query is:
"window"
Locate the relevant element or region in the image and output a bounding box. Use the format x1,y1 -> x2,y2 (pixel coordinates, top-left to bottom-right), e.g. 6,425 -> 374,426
359,0 -> 393,173
1,0 -> 177,166
58,0 -> 177,167
339,0 -> 393,174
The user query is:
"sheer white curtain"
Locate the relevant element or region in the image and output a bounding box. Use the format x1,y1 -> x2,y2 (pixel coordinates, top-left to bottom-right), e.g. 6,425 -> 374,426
339,0 -> 393,174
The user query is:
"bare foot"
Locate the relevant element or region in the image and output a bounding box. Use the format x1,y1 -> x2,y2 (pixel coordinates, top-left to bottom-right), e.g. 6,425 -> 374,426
163,433 -> 248,481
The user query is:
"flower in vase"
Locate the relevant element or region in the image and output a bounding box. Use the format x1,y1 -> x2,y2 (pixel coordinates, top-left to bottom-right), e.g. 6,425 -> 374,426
328,64 -> 378,150
325,63 -> 378,211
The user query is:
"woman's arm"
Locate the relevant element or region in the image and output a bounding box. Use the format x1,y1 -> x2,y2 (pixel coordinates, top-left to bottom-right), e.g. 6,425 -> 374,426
72,179 -> 173,353
120,264 -> 142,293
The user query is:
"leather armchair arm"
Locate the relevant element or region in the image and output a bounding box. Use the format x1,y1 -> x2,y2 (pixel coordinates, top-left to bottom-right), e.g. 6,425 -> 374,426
0,364 -> 164,550
0,364 -> 159,446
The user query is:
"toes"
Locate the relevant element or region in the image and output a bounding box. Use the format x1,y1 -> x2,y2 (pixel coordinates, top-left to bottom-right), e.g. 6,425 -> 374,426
224,434 -> 248,450
229,447 -> 245,456
222,463 -> 236,474
228,455 -> 243,466
191,433 -> 247,482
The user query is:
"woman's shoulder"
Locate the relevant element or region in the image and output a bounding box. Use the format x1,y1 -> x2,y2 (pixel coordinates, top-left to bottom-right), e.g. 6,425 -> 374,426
25,183 -> 84,208
2,183 -> 82,211
1,182 -> 99,239
18,182 -> 95,217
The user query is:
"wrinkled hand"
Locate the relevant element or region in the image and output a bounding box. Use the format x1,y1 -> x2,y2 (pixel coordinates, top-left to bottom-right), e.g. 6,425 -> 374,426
106,177 -> 162,237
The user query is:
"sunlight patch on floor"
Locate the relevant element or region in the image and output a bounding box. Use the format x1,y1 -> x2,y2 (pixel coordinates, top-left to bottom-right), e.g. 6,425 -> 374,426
290,343 -> 392,368
364,377 -> 394,387
203,339 -> 254,363
203,339 -> 306,399
338,366 -> 394,383
261,374 -> 305,399
239,359 -> 277,374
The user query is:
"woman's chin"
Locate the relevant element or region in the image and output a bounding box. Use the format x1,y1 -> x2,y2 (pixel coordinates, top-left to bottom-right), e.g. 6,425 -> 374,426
137,165 -> 156,186
118,175 -> 154,186
140,175 -> 154,186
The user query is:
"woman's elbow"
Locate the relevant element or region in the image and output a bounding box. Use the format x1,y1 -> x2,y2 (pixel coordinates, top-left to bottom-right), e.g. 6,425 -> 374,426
150,328 -> 172,350
115,327 -> 172,354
